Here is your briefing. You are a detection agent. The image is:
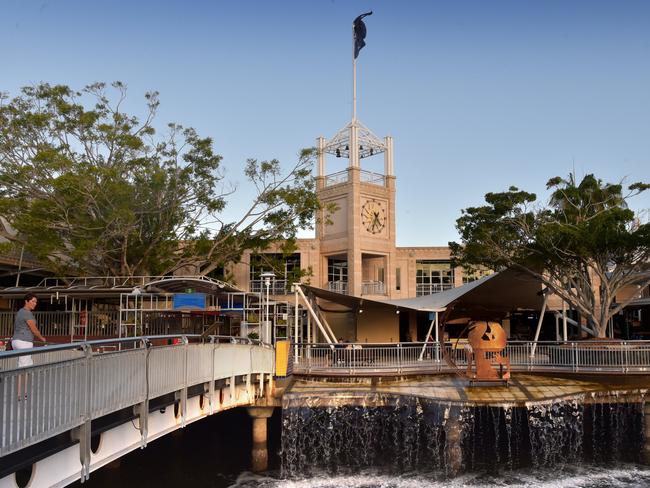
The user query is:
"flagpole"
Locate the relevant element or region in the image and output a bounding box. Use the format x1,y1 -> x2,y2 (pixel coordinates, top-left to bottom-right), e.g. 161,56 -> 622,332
352,21 -> 357,122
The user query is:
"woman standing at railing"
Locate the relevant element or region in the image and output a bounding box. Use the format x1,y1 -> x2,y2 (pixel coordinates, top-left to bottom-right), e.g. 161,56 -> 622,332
12,293 -> 46,399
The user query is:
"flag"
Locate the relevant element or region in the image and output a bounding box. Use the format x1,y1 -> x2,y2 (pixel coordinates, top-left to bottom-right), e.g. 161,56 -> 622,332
353,11 -> 373,59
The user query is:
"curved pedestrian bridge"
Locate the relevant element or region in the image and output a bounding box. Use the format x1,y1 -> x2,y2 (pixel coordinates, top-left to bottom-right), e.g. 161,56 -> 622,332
0,336 -> 275,487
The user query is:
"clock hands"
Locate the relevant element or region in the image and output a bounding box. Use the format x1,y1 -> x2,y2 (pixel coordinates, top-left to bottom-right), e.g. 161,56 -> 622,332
362,203 -> 385,234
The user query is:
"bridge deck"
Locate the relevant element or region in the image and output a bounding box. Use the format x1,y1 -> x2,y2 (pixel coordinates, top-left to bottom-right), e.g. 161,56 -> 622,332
285,374 -> 650,407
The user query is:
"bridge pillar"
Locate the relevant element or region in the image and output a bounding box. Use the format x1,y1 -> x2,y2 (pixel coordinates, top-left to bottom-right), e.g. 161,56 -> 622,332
643,403 -> 650,464
247,406 -> 275,472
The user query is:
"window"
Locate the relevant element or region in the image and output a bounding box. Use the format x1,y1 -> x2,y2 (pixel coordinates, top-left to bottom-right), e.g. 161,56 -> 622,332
396,267 -> 401,291
462,267 -> 493,284
415,260 -> 454,296
249,253 -> 301,293
328,259 -> 348,283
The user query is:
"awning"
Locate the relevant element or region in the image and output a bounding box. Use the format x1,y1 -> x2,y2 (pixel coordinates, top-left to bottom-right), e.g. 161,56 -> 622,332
385,269 -> 544,314
302,268 -> 545,319
0,275 -> 243,299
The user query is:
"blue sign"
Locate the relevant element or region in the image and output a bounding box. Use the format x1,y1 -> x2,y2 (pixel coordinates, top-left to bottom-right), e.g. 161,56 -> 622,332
173,293 -> 207,310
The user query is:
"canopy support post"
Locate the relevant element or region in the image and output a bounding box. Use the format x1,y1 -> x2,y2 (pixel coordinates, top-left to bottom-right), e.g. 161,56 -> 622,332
419,311 -> 438,361
530,292 -> 549,358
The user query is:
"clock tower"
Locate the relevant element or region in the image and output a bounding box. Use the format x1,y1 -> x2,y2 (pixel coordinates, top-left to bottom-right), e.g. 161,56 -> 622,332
315,120 -> 397,298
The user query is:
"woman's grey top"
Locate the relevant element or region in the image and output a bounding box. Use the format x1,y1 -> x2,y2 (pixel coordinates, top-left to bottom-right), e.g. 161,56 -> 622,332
13,308 -> 35,342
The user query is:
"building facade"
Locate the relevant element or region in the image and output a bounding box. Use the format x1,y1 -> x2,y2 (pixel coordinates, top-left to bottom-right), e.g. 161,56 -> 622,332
229,121 -> 471,304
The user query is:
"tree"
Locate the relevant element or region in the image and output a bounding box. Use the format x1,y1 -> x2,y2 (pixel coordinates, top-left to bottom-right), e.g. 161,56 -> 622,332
0,82 -> 320,277
450,173 -> 650,338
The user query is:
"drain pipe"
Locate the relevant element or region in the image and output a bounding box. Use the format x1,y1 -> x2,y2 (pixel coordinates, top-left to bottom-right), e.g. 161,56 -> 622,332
294,285 -> 336,344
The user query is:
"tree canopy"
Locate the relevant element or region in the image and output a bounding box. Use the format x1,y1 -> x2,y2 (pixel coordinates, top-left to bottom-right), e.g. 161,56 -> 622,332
0,82 -> 320,278
450,173 -> 650,338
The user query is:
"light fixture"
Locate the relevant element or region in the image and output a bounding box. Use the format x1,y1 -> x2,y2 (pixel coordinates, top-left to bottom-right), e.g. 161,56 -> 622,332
345,144 -> 349,151
359,145 -> 363,151
336,148 -> 341,158
359,309 -> 363,314
370,148 -> 374,155
395,309 -> 400,315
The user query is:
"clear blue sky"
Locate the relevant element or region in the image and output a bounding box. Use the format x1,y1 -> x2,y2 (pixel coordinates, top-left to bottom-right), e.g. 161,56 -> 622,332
3,0 -> 650,246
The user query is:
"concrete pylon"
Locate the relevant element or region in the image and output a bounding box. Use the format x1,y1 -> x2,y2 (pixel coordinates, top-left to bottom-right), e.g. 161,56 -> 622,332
247,407 -> 275,472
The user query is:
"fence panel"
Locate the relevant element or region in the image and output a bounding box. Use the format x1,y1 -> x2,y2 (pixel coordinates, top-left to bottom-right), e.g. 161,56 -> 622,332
148,345 -> 187,398
0,358 -> 86,457
214,343 -> 251,379
90,348 -> 147,418
186,343 -> 213,386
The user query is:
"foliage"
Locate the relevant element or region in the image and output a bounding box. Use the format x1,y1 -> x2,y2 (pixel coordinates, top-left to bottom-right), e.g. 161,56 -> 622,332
450,173 -> 650,338
0,82 -> 320,277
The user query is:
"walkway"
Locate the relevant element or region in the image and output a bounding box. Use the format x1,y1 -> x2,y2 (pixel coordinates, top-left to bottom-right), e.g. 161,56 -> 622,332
0,335 -> 275,486
285,374 -> 650,407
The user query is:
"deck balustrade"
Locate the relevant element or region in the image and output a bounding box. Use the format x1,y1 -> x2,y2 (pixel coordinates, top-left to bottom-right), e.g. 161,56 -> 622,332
292,340 -> 650,375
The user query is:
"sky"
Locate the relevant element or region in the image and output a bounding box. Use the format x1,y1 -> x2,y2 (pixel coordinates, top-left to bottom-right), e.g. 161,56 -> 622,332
3,0 -> 650,246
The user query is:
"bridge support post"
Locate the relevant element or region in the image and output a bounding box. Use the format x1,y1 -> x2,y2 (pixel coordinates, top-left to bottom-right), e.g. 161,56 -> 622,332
136,399 -> 149,447
445,415 -> 463,476
71,421 -> 91,482
247,407 -> 274,472
643,403 -> 650,464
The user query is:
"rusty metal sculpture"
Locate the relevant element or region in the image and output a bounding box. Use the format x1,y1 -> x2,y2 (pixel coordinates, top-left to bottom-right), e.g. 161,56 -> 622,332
465,321 -> 510,385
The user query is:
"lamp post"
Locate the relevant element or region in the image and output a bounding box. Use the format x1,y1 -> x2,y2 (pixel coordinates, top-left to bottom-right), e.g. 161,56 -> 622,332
260,272 -> 275,343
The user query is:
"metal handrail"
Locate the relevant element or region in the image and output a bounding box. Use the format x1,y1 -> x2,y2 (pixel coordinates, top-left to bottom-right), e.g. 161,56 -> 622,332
415,283 -> 453,296
0,334 -> 274,460
292,340 -> 650,375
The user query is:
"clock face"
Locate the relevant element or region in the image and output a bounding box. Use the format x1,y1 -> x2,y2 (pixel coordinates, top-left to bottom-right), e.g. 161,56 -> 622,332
361,199 -> 387,234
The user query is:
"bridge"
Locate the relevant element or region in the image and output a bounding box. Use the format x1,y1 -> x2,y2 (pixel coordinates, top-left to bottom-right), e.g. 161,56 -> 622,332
3,337 -> 650,487
0,336 -> 274,487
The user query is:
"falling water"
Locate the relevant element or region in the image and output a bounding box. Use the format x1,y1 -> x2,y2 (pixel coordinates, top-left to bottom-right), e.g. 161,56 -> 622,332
280,396 -> 646,481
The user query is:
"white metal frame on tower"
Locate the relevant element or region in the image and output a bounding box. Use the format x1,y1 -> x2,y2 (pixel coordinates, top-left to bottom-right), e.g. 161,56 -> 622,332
322,119 -> 387,160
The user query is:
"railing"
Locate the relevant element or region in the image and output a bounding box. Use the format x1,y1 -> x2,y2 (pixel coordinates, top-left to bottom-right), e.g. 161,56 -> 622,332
293,340 -> 650,375
249,279 -> 290,295
0,335 -> 274,458
326,281 -> 348,295
322,169 -> 386,187
415,283 -> 454,296
0,310 -> 226,338
324,170 -> 349,187
359,169 -> 386,186
361,281 -> 385,295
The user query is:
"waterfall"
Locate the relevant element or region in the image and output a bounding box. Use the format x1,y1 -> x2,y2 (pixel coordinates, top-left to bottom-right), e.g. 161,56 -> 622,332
280,396 -> 645,479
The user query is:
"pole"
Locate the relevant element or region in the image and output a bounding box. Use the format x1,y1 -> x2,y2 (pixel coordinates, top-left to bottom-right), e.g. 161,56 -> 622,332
265,281 -> 270,344
15,245 -> 24,287
352,21 -> 356,121
419,311 -> 439,361
562,301 -> 568,341
295,285 -> 336,344
294,285 -> 299,362
531,293 -> 549,358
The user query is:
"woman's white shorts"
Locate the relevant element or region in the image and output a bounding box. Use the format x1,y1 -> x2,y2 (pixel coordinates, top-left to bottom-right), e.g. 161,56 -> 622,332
11,339 -> 34,367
